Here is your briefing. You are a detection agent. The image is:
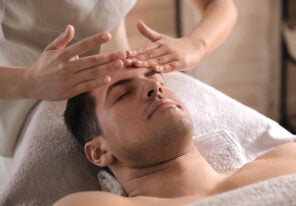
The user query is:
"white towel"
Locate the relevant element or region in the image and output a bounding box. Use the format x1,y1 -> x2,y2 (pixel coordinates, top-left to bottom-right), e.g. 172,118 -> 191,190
187,173 -> 296,206
163,72 -> 295,161
97,129 -> 248,194
97,72 -> 295,194
1,72 -> 294,205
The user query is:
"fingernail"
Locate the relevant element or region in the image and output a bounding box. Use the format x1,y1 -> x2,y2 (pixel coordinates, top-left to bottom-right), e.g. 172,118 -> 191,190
103,76 -> 111,84
102,33 -> 110,40
126,59 -> 133,64
64,24 -> 72,33
136,60 -> 143,65
127,50 -> 134,56
117,51 -> 125,59
155,66 -> 162,72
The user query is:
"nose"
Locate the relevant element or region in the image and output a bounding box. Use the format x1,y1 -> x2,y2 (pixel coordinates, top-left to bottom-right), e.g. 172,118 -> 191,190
144,80 -> 163,101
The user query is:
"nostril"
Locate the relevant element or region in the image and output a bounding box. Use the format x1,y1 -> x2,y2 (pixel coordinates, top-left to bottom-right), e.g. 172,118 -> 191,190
159,87 -> 163,93
147,90 -> 154,97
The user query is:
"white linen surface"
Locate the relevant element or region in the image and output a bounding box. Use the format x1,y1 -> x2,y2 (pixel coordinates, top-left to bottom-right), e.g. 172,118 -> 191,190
97,172 -> 296,206
97,130 -> 248,195
187,173 -> 296,206
97,72 -> 295,194
162,72 -> 294,161
0,72 -> 294,205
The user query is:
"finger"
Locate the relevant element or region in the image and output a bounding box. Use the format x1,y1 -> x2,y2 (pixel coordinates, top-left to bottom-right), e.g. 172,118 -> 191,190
132,46 -> 167,61
73,60 -> 123,84
124,58 -> 134,67
79,59 -> 124,75
71,76 -> 111,97
153,61 -> 182,73
134,54 -> 175,68
70,55 -> 79,61
137,20 -> 162,42
60,32 -> 111,60
70,51 -> 124,73
46,25 -> 75,50
126,42 -> 159,57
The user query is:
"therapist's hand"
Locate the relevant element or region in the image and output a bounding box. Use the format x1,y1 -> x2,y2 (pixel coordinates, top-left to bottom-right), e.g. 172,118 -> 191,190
25,25 -> 125,100
126,21 -> 206,73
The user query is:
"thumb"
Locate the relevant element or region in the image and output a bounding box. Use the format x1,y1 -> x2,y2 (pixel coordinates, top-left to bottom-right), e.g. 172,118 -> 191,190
46,25 -> 75,50
137,20 -> 162,42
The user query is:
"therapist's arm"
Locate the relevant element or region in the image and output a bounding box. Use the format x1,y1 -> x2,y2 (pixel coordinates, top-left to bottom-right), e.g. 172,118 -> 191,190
185,0 -> 237,54
0,25 -> 125,101
0,66 -> 29,99
126,0 -> 237,72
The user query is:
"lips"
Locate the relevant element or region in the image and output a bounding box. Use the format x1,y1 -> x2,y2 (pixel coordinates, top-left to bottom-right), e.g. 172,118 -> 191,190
147,99 -> 180,119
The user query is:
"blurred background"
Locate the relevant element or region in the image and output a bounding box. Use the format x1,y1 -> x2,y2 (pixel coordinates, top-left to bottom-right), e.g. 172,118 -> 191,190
125,0 -> 296,133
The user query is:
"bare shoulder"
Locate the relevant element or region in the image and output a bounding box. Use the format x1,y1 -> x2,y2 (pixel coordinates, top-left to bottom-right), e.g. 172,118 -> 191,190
53,191 -> 131,206
257,142 -> 296,160
53,191 -> 188,206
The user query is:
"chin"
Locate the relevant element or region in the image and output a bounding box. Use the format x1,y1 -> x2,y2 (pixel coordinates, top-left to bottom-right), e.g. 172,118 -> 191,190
145,112 -> 194,164
123,107 -> 194,168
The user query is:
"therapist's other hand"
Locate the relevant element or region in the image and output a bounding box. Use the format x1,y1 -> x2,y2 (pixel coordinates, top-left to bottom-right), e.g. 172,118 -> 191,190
25,25 -> 124,100
126,21 -> 206,73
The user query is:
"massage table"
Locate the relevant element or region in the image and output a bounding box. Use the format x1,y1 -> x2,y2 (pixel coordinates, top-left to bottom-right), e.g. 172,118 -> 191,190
0,72 -> 295,206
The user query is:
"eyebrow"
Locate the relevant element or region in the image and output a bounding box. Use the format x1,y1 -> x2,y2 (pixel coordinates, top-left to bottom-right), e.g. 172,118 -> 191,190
105,70 -> 158,100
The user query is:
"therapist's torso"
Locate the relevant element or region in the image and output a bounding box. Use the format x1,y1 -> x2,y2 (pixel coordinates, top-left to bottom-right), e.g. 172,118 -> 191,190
0,0 -> 136,156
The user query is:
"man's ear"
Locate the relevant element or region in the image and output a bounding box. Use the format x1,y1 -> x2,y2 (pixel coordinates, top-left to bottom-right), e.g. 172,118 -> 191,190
84,137 -> 113,167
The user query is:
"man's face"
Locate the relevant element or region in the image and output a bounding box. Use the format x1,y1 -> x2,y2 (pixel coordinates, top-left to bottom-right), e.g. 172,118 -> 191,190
90,68 -> 194,167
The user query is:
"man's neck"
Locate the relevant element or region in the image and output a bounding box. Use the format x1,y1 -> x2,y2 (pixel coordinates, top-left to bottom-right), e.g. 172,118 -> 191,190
111,146 -> 227,198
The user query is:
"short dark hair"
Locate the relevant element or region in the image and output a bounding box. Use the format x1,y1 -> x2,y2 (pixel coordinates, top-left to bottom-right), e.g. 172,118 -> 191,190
64,92 -> 102,147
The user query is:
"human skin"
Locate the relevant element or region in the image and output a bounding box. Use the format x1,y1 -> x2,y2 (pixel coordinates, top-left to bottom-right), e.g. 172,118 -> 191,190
127,0 -> 238,73
0,25 -> 125,100
0,0 -> 237,100
87,68 -> 194,168
55,68 -> 296,206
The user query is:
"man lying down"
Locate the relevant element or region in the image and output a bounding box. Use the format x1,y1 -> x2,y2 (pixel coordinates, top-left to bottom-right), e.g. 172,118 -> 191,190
55,67 -> 296,206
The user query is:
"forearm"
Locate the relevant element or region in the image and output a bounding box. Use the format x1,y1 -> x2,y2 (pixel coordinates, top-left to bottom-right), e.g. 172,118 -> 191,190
187,0 -> 238,55
0,66 -> 29,99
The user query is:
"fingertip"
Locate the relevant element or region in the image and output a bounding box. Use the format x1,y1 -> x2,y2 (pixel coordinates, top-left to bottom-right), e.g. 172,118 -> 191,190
64,24 -> 75,40
110,59 -> 124,70
102,32 -> 111,41
115,59 -> 124,68
116,51 -> 126,60
127,50 -> 135,57
66,24 -> 74,33
124,58 -> 133,66
97,76 -> 111,86
137,20 -> 145,27
46,25 -> 75,50
137,21 -> 145,32
103,76 -> 111,84
126,50 -> 130,57
154,65 -> 163,73
134,60 -> 144,67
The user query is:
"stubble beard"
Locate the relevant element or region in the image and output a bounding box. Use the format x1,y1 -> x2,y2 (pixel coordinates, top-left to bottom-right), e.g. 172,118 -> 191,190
128,115 -> 194,168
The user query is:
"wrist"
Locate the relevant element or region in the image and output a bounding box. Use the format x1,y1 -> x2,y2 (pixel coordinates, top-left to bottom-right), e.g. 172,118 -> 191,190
185,34 -> 208,58
21,67 -> 34,99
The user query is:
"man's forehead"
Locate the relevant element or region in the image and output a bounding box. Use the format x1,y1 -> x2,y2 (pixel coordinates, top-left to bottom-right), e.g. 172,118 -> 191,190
90,67 -> 154,101
110,67 -> 150,83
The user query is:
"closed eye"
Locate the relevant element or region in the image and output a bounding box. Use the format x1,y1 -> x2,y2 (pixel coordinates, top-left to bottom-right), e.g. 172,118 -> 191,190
116,91 -> 131,102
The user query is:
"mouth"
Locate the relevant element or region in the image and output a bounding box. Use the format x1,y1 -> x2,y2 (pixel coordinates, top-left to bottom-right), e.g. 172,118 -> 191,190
147,99 -> 182,120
